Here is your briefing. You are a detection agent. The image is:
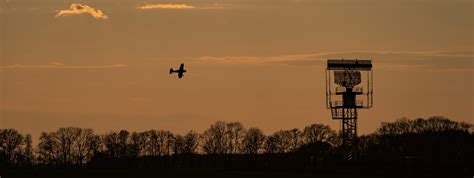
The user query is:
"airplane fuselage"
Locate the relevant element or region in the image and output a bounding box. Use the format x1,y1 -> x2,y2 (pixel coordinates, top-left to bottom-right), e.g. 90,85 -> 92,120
170,63 -> 186,78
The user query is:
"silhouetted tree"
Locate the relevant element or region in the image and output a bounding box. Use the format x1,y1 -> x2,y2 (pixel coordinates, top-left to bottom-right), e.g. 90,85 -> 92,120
103,130 -> 142,158
241,127 -> 265,154
74,129 -> 100,166
295,124 -> 338,158
264,130 -> 292,154
146,130 -> 159,156
86,134 -> 102,157
202,121 -> 228,154
143,129 -> 174,156
183,131 -> 200,154
226,122 -> 246,154
0,129 -> 25,164
37,127 -> 99,167
21,134 -> 34,166
103,131 -> 121,158
2,115 -> 472,176
173,134 -> 186,154
263,134 -> 278,154
355,133 -> 377,160
302,124 -> 336,144
366,116 -> 474,162
378,116 -> 472,136
118,130 -> 130,158
130,132 -> 147,157
58,128 -> 74,166
173,131 -> 200,155
37,132 -> 59,166
158,130 -> 174,156
288,128 -> 302,152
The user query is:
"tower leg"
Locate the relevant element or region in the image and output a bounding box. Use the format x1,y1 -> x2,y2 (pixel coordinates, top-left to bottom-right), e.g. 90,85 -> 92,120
341,108 -> 357,160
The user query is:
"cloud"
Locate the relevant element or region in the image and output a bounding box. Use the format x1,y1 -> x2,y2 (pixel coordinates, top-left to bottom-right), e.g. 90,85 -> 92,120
56,3 -> 108,20
1,62 -> 126,69
138,4 -> 195,10
197,54 -> 323,65
196,50 -> 474,71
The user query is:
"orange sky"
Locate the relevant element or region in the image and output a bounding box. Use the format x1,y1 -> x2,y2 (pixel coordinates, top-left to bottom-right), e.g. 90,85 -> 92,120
0,0 -> 473,139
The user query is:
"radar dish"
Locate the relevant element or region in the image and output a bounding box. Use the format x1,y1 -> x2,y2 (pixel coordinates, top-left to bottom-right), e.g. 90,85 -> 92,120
334,70 -> 361,88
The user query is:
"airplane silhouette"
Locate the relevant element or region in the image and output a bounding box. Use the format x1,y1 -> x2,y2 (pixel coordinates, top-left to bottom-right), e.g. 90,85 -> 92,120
170,63 -> 186,79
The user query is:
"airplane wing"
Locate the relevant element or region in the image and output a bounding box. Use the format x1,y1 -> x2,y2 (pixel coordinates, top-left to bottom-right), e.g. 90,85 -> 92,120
178,72 -> 183,78
179,63 -> 184,71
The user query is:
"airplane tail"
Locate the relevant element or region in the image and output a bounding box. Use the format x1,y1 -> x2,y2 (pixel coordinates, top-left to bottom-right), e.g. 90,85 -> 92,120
169,68 -> 173,74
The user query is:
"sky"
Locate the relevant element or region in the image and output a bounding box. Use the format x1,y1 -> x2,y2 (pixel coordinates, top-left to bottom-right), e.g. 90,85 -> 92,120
0,0 -> 473,139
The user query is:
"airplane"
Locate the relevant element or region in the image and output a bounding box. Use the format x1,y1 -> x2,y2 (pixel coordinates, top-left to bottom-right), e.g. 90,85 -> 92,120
169,63 -> 186,79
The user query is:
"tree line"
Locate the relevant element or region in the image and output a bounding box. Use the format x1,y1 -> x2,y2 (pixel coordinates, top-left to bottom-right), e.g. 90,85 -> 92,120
0,116 -> 473,170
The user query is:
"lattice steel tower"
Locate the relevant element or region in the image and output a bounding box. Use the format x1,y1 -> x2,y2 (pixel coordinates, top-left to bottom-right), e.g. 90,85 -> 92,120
326,59 -> 373,160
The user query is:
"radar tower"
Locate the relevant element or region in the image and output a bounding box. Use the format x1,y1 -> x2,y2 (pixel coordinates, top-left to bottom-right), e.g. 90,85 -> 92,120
326,59 -> 373,160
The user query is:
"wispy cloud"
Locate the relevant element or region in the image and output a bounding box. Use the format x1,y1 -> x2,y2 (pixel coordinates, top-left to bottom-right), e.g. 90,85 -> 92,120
197,54 -> 322,65
138,4 -> 195,10
1,62 -> 126,69
196,50 -> 474,71
56,3 -> 108,20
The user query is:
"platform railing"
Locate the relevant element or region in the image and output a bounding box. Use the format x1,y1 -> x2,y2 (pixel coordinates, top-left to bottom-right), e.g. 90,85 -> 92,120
330,100 -> 363,108
335,87 -> 363,94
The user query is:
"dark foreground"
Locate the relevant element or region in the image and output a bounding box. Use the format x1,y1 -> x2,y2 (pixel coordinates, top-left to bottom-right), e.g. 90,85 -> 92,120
2,160 -> 471,178
1,117 -> 473,178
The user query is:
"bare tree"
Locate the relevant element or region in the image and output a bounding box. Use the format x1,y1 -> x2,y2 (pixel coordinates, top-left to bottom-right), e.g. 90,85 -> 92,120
202,121 -> 228,154
241,127 -> 265,154
378,116 -> 473,136
130,131 -> 147,157
103,131 -> 121,158
147,130 -> 160,156
22,134 -> 33,166
276,130 -> 292,153
0,129 -> 25,164
173,131 -> 200,155
143,130 -> 174,156
157,130 -> 173,156
54,127 -> 78,166
37,127 -> 100,167
288,128 -> 302,151
226,122 -> 246,154
118,130 -> 130,158
73,128 -> 99,166
86,134 -> 101,158
173,134 -> 186,155
183,131 -> 200,154
264,134 -> 278,154
302,124 -> 336,144
264,130 -> 292,154
37,132 -> 59,166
